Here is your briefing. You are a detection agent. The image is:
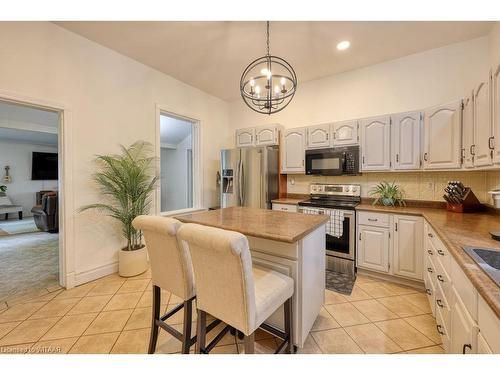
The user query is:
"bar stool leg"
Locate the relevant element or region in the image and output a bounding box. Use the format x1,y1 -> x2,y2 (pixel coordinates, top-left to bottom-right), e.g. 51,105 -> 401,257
195,309 -> 206,354
148,285 -> 161,354
181,299 -> 193,354
243,333 -> 255,354
284,297 -> 293,354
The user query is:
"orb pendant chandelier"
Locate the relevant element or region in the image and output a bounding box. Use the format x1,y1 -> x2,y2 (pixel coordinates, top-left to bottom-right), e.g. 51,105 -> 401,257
240,21 -> 298,115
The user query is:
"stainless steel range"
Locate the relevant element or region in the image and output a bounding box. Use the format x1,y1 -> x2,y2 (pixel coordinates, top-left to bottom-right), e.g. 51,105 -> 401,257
298,183 -> 361,277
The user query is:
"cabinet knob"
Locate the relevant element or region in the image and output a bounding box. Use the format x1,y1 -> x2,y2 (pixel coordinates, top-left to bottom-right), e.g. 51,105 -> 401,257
437,249 -> 445,256
427,249 -> 433,255
436,299 -> 444,308
427,267 -> 433,273
423,152 -> 428,161
437,274 -> 444,282
427,232 -> 434,238
425,288 -> 432,296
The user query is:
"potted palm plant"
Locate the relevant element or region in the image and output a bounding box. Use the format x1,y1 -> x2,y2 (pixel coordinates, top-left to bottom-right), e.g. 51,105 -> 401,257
80,141 -> 158,277
369,181 -> 406,206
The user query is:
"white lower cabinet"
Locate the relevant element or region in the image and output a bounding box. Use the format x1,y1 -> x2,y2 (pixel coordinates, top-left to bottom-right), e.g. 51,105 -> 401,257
423,219 -> 499,354
272,203 -> 298,213
357,224 -> 390,273
357,211 -> 422,280
393,215 -> 423,279
450,287 -> 478,354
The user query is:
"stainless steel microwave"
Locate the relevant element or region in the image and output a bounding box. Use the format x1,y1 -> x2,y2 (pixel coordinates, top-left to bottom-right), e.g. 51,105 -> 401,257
305,146 -> 360,176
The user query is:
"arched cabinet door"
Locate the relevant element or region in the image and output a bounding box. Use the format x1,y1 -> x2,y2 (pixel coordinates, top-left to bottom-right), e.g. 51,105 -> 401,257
493,64 -> 500,164
255,126 -> 279,146
236,128 -> 255,147
306,124 -> 330,149
392,111 -> 422,170
281,128 -> 306,173
423,101 -> 462,169
360,115 -> 391,171
462,93 -> 475,168
473,78 -> 493,167
332,120 -> 359,146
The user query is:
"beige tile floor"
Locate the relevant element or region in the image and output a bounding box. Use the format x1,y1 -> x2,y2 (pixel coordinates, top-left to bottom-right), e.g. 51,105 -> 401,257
0,270 -> 444,354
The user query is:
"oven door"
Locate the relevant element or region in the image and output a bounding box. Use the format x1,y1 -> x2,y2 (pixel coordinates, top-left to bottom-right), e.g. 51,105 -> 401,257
325,210 -> 355,261
305,149 -> 344,176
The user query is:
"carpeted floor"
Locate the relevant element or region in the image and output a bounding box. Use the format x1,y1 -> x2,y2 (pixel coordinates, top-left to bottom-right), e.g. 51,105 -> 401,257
0,230 -> 59,303
0,218 -> 40,236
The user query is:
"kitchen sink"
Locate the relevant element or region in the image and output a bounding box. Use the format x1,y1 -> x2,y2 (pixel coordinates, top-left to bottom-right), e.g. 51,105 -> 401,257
463,246 -> 500,287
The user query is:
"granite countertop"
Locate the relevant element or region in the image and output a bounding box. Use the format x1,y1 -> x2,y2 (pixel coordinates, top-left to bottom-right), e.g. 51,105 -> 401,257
176,206 -> 328,244
357,203 -> 500,318
271,197 -> 306,205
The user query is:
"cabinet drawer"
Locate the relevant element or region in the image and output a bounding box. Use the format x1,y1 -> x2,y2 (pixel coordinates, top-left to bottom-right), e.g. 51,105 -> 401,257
272,203 -> 298,213
357,211 -> 389,227
451,257 -> 477,321
424,271 -> 435,317
435,281 -> 451,333
425,254 -> 436,277
426,226 -> 451,275
434,256 -> 452,304
436,306 -> 450,352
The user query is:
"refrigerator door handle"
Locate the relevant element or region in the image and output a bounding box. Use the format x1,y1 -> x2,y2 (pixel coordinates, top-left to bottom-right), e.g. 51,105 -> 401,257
238,159 -> 244,206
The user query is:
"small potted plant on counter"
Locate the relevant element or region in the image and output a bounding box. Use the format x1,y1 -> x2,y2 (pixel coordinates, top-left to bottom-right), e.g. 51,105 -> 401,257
80,141 -> 158,277
370,181 -> 406,206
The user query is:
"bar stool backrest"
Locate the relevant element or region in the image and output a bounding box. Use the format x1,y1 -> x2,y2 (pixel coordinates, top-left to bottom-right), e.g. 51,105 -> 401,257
132,215 -> 195,300
178,223 -> 256,335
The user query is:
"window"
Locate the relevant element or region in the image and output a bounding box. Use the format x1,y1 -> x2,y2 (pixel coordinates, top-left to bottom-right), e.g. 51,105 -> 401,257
159,112 -> 199,213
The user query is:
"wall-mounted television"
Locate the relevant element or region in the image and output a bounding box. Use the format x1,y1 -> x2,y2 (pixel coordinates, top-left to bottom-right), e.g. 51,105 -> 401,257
32,152 -> 58,180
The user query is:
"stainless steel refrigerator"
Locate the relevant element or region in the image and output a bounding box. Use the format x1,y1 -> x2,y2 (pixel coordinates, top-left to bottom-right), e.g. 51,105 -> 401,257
220,146 -> 279,209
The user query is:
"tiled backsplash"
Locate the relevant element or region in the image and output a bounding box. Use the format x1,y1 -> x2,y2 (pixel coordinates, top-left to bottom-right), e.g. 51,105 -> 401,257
287,170 -> 500,205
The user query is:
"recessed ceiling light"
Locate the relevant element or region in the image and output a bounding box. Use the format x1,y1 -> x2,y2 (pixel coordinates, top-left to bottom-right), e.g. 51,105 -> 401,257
337,40 -> 351,51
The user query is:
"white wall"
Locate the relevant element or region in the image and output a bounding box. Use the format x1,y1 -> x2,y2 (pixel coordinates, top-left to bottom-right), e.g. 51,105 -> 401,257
229,36 -> 490,129
0,141 -> 58,216
489,22 -> 500,66
160,133 -> 192,211
0,22 -> 232,286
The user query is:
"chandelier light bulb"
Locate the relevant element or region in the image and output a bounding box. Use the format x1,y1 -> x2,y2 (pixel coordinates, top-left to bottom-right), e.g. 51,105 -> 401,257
280,77 -> 286,86
255,86 -> 261,94
250,79 -> 255,87
274,85 -> 280,94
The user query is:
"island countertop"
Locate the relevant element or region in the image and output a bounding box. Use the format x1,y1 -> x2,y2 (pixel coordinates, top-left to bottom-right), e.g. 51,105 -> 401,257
176,206 -> 328,243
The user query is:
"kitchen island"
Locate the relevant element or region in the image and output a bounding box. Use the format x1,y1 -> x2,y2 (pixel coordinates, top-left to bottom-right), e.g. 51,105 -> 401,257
176,206 -> 328,348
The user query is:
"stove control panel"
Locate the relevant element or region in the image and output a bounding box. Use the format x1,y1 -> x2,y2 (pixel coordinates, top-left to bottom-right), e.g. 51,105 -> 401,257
310,183 -> 361,197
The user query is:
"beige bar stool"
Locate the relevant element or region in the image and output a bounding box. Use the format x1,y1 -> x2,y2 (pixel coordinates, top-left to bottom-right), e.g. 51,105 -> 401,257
178,223 -> 295,354
132,216 -> 197,354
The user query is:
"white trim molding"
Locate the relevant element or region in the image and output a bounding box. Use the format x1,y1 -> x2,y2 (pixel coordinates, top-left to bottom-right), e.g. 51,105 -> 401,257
0,89 -> 74,290
154,104 -> 204,215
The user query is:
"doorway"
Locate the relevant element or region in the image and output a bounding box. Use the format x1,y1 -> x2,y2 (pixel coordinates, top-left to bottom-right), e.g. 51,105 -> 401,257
0,98 -> 64,304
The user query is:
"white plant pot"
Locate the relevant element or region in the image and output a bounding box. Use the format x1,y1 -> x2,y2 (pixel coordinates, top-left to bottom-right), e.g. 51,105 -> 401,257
488,190 -> 500,209
118,246 -> 149,277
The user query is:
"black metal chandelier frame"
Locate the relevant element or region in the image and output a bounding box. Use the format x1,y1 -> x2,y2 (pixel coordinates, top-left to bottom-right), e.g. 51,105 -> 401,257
239,22 -> 298,115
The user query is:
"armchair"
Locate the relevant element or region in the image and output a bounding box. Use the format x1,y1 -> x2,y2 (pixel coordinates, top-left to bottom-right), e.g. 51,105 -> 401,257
31,192 -> 58,232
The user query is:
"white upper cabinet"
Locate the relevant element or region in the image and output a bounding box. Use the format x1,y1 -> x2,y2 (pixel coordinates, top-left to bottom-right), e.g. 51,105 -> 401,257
360,115 -> 391,171
281,127 -> 306,174
462,93 -> 475,168
332,120 -> 359,146
235,128 -> 255,147
393,215 -> 423,280
493,64 -> 500,164
392,111 -> 422,170
306,124 -> 331,149
255,125 -> 280,146
473,78 -> 493,167
423,101 -> 462,169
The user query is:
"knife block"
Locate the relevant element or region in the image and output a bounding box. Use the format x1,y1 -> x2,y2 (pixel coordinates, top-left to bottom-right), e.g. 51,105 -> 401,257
446,188 -> 481,213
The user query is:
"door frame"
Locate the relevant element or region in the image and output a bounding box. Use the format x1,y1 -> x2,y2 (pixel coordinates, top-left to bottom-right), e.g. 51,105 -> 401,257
154,104 -> 203,216
0,89 -> 74,288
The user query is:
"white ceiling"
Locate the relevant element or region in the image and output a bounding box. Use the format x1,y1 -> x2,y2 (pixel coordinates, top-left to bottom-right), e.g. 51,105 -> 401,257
0,101 -> 59,127
160,115 -> 192,145
0,101 -> 59,146
55,21 -> 494,101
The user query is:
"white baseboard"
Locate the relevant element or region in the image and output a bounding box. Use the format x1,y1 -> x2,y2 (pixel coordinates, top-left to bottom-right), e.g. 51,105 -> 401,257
73,262 -> 118,287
